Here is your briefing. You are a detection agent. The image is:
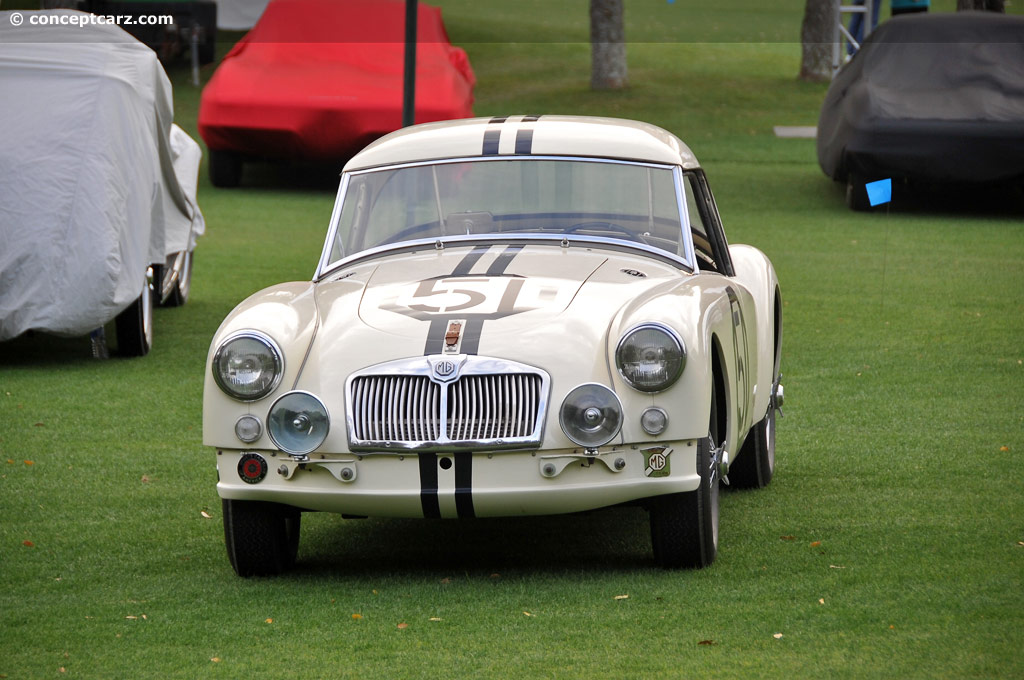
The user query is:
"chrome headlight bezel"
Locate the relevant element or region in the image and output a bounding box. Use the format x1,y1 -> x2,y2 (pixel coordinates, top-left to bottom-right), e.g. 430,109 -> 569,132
558,383 -> 623,448
267,390 -> 330,456
615,322 -> 686,393
211,330 -> 284,402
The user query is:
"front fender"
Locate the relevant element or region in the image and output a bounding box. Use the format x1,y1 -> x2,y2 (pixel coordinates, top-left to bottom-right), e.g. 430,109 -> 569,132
606,275 -> 736,446
203,282 -> 319,446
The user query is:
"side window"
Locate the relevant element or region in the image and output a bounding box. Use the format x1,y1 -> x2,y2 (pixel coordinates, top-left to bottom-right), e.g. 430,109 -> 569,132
684,173 -> 718,272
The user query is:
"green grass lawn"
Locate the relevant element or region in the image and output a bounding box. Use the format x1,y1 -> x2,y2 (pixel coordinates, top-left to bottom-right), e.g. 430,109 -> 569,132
2,2 -> 1023,678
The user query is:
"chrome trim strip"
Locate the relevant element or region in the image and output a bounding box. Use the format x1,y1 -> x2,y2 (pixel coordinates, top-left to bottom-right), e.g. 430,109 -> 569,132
314,174 -> 350,279
347,154 -> 679,175
345,355 -> 550,452
318,234 -> 694,282
674,166 -> 698,270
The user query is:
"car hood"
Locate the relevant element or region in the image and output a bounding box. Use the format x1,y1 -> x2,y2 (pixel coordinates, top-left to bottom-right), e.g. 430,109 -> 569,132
306,243 -> 689,387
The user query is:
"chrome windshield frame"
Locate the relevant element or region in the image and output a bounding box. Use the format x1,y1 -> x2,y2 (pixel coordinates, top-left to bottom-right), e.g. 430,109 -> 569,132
314,155 -> 699,280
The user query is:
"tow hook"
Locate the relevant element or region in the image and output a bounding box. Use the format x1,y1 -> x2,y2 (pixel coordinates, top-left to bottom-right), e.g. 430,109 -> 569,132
719,449 -> 730,486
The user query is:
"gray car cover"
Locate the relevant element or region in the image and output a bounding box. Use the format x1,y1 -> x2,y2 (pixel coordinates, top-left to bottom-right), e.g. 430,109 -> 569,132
0,10 -> 205,340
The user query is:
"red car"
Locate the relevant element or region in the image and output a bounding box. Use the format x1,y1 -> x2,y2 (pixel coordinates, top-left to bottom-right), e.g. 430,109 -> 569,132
198,0 -> 475,187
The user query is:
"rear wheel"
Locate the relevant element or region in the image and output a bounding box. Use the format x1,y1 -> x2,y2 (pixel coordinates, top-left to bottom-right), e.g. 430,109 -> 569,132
114,275 -> 153,357
153,250 -> 193,307
731,404 -> 775,489
845,172 -> 872,211
732,301 -> 781,489
223,499 -> 301,577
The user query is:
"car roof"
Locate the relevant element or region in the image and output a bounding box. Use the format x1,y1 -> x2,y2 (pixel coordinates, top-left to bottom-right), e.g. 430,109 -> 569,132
343,115 -> 701,172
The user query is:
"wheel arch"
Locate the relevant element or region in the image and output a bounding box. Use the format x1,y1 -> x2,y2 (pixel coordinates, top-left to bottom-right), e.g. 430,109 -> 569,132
773,285 -> 783,377
709,333 -> 729,448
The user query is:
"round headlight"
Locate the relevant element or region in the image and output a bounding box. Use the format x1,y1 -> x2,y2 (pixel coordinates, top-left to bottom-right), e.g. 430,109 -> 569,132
615,323 -> 685,393
559,383 -> 623,448
268,391 -> 330,456
212,331 -> 283,401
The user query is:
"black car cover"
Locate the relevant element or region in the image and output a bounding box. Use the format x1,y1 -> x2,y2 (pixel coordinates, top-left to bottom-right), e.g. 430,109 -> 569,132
817,11 -> 1024,185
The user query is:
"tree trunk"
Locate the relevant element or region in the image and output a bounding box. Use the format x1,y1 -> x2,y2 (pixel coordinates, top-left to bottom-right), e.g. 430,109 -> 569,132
590,0 -> 627,90
956,0 -> 1004,10
799,0 -> 837,82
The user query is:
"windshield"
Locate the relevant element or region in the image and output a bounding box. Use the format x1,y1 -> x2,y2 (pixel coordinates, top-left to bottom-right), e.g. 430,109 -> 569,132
324,158 -> 689,266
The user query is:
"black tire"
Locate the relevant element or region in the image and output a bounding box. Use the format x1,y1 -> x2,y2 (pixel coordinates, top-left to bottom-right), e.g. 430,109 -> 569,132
154,250 -> 193,307
223,499 -> 301,577
649,435 -> 720,569
650,382 -> 722,569
730,405 -> 775,489
209,150 -> 242,188
845,172 -> 872,211
114,277 -> 153,357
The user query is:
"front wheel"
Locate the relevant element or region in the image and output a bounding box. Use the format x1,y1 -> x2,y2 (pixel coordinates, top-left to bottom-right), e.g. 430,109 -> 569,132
649,434 -> 721,569
223,499 -> 301,577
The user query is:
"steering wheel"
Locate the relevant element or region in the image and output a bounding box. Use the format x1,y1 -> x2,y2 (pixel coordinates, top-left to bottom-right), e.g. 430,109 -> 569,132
565,221 -> 646,244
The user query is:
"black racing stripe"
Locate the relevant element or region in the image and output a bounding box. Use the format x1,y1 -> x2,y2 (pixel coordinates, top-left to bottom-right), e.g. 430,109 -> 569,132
485,244 -> 524,276
423,318 -> 449,356
462,245 -> 523,355
482,116 -> 507,155
419,453 -> 441,518
454,452 -> 475,518
451,244 -> 490,276
514,116 -> 540,154
482,129 -> 501,155
514,127 -> 534,155
424,246 -> 491,355
458,246 -> 520,356
459,321 -> 483,356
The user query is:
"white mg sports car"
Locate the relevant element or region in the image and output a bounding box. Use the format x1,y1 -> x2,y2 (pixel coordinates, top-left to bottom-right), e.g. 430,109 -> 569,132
204,116 -> 783,576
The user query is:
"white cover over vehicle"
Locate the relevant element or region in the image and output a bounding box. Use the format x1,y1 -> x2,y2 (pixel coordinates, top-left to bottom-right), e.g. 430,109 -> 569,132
0,10 -> 204,347
204,116 -> 783,576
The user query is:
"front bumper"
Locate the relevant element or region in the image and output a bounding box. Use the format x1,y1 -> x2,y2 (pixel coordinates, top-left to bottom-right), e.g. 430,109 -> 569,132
216,441 -> 700,519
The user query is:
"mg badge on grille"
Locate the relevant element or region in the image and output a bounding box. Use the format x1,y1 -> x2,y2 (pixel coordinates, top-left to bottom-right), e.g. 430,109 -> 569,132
427,355 -> 465,383
435,360 -> 456,377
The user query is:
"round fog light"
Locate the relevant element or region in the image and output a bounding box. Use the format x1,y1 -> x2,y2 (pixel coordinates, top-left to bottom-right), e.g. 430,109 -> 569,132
234,415 -> 263,443
268,391 -> 330,456
641,407 -> 668,436
559,383 -> 623,448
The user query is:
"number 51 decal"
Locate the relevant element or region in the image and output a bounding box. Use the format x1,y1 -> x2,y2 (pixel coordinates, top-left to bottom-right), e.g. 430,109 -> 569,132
404,277 -> 526,316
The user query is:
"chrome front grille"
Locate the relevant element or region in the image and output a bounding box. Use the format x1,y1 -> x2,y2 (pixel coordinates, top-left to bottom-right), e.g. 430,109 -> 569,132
346,356 -> 549,451
350,375 -> 442,443
446,373 -> 542,441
